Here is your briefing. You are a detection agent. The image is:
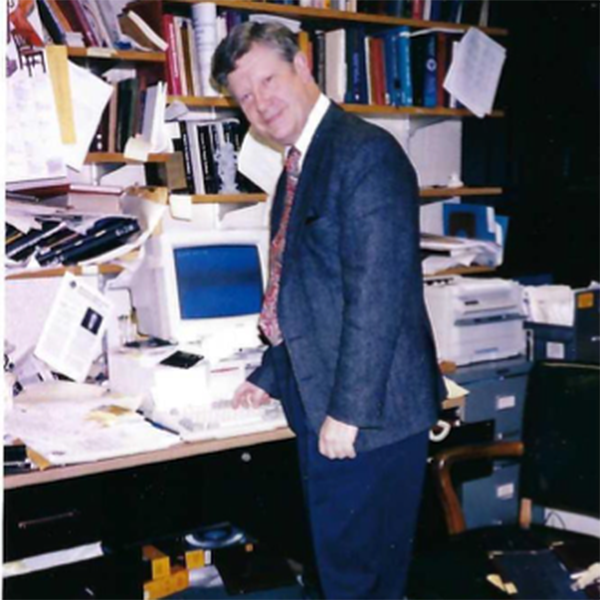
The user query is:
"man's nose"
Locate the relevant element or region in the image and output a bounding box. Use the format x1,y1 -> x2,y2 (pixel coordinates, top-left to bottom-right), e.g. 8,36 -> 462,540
254,86 -> 271,113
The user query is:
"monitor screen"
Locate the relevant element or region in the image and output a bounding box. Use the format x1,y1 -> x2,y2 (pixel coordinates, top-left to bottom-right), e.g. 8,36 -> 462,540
174,245 -> 263,320
129,228 -> 269,345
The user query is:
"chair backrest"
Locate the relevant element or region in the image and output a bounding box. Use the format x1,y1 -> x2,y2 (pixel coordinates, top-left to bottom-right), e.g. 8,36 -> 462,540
520,361 -> 599,518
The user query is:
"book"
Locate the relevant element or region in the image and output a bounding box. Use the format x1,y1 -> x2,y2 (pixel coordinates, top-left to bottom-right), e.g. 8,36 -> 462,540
118,10 -> 168,52
94,0 -> 124,48
380,29 -> 401,106
324,29 -> 346,103
422,33 -> 438,107
191,2 -> 220,96
162,13 -> 182,95
37,0 -> 67,44
397,27 -> 413,106
79,0 -> 113,48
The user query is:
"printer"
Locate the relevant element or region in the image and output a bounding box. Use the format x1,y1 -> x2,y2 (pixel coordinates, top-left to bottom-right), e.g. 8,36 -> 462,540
424,276 -> 526,366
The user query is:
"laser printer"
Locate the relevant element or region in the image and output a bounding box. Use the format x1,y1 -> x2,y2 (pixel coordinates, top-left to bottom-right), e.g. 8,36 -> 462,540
424,276 -> 526,366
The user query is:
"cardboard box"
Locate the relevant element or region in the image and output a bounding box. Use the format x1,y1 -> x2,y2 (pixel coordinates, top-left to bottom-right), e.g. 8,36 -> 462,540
143,565 -> 189,600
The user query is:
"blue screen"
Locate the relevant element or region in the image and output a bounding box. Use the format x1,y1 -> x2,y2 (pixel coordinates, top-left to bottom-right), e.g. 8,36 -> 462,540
174,245 -> 263,319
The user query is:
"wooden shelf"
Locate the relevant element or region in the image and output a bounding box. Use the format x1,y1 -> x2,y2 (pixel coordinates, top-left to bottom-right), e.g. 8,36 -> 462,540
190,193 -> 267,204
168,0 -> 508,36
6,264 -> 124,281
168,96 -> 505,118
66,47 -> 165,62
420,186 -> 503,198
426,265 -> 496,277
85,153 -> 171,164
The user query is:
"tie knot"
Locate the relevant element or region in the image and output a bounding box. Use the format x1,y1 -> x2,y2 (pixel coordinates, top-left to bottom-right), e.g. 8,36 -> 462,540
285,147 -> 301,178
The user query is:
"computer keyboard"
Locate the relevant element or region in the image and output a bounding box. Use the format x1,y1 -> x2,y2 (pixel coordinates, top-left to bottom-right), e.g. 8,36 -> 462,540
151,399 -> 288,442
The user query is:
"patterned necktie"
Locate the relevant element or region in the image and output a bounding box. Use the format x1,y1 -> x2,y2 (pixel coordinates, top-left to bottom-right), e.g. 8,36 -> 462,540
258,147 -> 302,346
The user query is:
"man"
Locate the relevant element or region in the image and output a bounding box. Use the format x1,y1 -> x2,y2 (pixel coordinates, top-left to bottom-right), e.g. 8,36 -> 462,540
212,22 -> 444,599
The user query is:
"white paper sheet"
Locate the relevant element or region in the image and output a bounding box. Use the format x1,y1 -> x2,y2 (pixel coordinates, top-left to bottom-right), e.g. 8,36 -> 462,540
238,129 -> 283,196
444,28 -> 506,118
62,61 -> 114,171
34,273 -> 113,382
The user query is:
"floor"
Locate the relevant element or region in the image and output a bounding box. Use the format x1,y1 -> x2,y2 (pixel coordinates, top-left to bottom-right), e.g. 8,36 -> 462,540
168,564 -> 308,599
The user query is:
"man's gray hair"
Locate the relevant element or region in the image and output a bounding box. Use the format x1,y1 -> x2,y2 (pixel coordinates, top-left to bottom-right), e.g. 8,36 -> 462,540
211,21 -> 299,92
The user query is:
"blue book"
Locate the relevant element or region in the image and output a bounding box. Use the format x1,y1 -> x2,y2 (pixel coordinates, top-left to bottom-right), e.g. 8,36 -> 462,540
397,26 -> 413,107
423,33 -> 438,107
380,30 -> 401,106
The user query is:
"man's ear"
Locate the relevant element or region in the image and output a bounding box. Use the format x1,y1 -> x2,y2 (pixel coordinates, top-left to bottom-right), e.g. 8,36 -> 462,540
293,51 -> 313,82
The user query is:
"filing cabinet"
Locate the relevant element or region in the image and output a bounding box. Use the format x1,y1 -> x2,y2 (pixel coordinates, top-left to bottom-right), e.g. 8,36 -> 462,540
452,357 -> 532,528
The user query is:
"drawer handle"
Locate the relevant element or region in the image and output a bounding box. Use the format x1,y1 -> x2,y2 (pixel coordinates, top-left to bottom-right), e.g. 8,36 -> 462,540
18,509 -> 80,530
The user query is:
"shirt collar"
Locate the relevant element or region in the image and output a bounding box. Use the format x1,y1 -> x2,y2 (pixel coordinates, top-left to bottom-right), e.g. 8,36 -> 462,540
286,93 -> 330,169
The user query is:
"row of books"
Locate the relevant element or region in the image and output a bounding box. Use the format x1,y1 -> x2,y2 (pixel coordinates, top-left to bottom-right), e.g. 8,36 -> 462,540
37,0 -> 123,49
172,119 -> 258,196
37,0 -> 167,51
305,26 -> 460,108
161,4 -> 241,97
162,7 -> 459,109
265,0 -> 492,26
93,73 -> 164,155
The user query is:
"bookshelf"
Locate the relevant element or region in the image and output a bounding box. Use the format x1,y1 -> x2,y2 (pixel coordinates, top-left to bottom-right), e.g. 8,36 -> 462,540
166,0 -> 509,37
7,0 -> 508,280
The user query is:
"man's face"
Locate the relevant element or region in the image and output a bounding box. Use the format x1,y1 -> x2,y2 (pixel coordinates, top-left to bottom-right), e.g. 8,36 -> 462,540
227,42 -> 316,147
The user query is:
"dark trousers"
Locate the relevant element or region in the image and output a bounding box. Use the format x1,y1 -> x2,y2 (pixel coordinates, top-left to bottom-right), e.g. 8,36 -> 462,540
271,344 -> 429,600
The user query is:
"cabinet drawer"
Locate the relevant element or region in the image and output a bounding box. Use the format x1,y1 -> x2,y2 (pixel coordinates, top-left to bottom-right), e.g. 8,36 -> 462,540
461,375 -> 528,439
4,478 -> 104,562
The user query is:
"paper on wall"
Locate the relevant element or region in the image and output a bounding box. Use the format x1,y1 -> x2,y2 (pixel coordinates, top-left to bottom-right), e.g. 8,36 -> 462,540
443,28 -> 506,118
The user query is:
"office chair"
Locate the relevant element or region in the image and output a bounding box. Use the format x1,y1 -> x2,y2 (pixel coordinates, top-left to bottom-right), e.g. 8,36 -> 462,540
407,361 -> 600,600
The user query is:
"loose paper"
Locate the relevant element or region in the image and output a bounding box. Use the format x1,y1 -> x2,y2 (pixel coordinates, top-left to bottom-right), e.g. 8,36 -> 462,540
34,273 -> 113,382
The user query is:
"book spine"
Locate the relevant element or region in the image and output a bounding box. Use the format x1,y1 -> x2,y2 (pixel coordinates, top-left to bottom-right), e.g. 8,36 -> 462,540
436,32 -> 448,107
382,31 -> 400,106
423,33 -> 437,108
412,0 -> 423,19
180,18 -> 196,97
162,14 -> 182,96
37,0 -> 67,44
191,2 -> 220,97
179,122 -> 196,194
46,0 -> 74,33
398,27 -> 413,107
173,16 -> 189,97
197,125 -> 217,194
185,122 -> 205,194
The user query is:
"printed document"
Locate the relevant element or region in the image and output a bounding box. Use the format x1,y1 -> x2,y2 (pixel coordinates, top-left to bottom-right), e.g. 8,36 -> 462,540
34,273 -> 113,382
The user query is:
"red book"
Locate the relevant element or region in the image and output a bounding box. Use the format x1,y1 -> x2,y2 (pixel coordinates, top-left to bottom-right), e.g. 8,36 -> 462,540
162,13 -> 182,96
369,37 -> 386,106
436,32 -> 448,107
412,0 -> 424,20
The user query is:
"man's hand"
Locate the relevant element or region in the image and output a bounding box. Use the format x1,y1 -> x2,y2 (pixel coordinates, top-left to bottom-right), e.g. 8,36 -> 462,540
233,381 -> 272,409
319,416 -> 358,459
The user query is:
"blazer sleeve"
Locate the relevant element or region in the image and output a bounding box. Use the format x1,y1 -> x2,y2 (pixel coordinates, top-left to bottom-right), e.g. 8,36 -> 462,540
326,132 -> 423,428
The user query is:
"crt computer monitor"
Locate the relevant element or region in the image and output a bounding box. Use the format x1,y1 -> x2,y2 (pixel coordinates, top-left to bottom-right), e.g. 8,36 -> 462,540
129,229 -> 269,345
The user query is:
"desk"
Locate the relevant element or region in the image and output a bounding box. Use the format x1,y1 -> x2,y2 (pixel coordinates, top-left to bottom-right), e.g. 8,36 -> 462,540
4,427 -> 311,600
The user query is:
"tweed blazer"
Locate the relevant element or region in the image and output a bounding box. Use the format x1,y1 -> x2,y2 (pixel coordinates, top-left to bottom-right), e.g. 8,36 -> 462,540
249,103 -> 444,452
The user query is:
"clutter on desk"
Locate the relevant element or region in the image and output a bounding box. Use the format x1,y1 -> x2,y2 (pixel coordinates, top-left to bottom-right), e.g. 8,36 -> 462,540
4,381 -> 179,467
523,283 -> 600,363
